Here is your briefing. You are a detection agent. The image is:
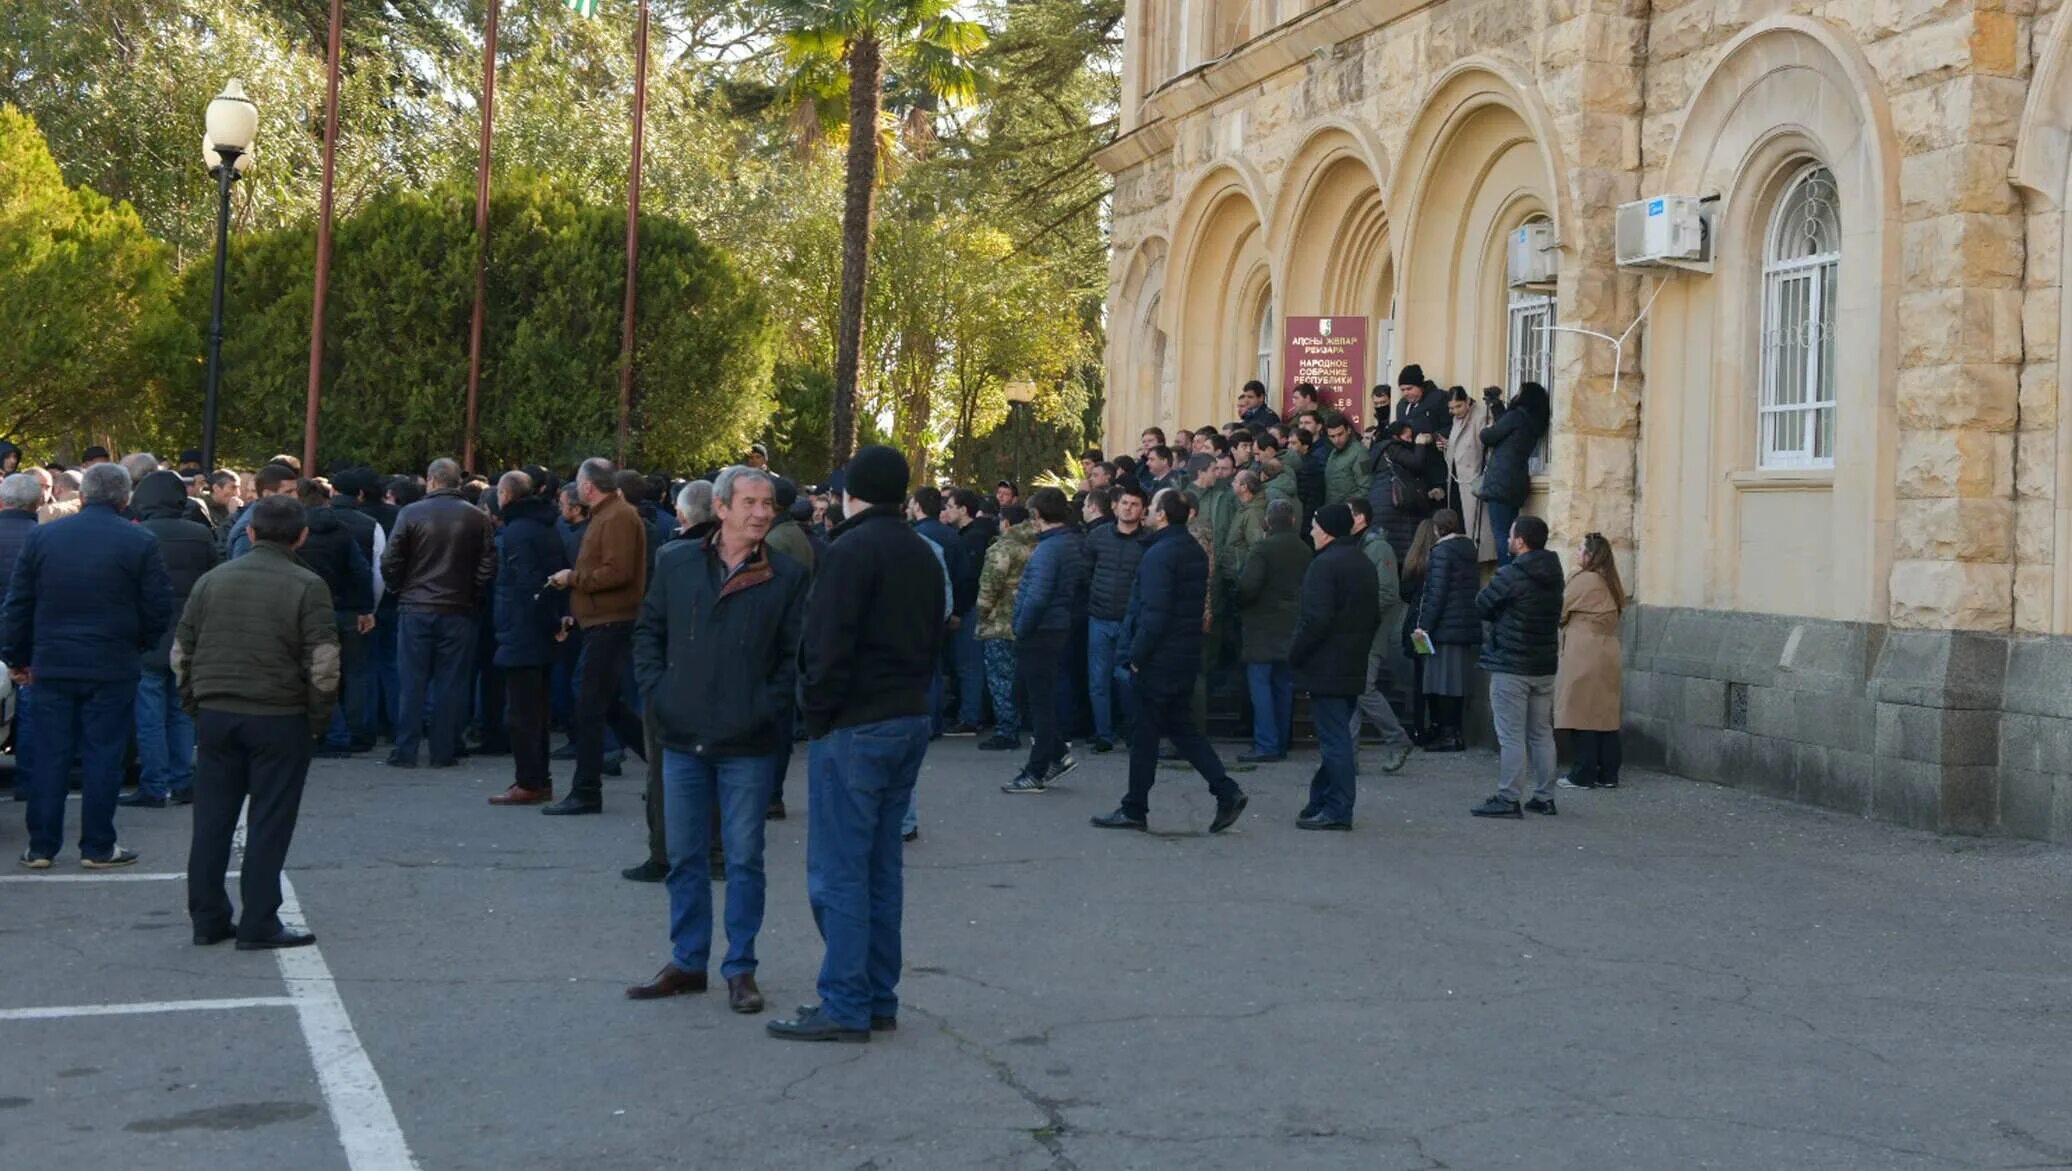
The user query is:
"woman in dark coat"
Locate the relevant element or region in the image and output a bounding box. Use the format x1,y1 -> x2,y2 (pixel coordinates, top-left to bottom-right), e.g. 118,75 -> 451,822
1476,380 -> 1550,566
1411,509 -> 1478,753
1366,421 -> 1445,561
1398,518 -> 1439,743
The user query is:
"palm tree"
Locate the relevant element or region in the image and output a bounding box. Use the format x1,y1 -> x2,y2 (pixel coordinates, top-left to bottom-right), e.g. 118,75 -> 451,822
772,0 -> 985,467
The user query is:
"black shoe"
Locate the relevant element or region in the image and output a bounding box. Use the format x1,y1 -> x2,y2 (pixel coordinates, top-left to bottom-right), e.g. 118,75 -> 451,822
765,801 -> 786,821
192,925 -> 235,946
1001,771 -> 1048,794
1089,808 -> 1148,831
1209,792 -> 1248,834
1041,755 -> 1078,785
1471,795 -> 1523,819
1235,752 -> 1285,765
1089,737 -> 1114,754
1598,775 -> 1621,790
383,753 -> 418,769
902,828 -> 919,843
767,1004 -> 870,1043
1525,797 -> 1558,816
168,789 -> 194,806
116,791 -> 167,808
312,746 -> 357,760
978,734 -> 1019,751
541,795 -> 602,816
237,927 -> 317,951
621,859 -> 668,882
943,723 -> 980,737
1427,732 -> 1467,754
872,1016 -> 897,1032
1296,814 -> 1352,832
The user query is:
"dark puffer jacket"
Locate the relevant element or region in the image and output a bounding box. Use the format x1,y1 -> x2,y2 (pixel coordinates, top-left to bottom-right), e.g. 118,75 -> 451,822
133,471 -> 220,672
1123,524 -> 1208,698
634,535 -> 808,757
492,495 -> 568,669
1083,517 -> 1147,622
1367,438 -> 1442,559
0,501 -> 173,684
1012,525 -> 1085,638
1416,534 -> 1482,647
1288,540 -> 1379,697
1477,406 -> 1547,508
1476,548 -> 1565,676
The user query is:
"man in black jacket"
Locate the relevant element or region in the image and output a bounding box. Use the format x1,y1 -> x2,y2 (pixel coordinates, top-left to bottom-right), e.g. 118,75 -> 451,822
124,471 -> 219,807
1082,485 -> 1146,752
1289,503 -> 1379,830
768,446 -> 943,1044
941,488 -> 989,735
380,459 -> 495,769
298,480 -> 376,759
628,466 -> 806,1016
1089,490 -> 1246,835
1238,379 -> 1281,430
1471,514 -> 1565,819
487,472 -> 568,806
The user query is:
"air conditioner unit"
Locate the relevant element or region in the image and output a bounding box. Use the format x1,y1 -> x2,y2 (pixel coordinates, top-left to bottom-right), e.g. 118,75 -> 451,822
1617,196 -> 1708,267
1507,222 -> 1557,289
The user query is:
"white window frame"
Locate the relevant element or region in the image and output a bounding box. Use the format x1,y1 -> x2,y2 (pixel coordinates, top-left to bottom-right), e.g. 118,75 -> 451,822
1254,289 -> 1275,386
1758,165 -> 1839,470
1507,291 -> 1553,473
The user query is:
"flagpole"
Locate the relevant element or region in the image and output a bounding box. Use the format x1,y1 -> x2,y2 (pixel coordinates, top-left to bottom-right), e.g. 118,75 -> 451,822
464,0 -> 502,474
617,0 -> 648,467
303,0 -> 344,475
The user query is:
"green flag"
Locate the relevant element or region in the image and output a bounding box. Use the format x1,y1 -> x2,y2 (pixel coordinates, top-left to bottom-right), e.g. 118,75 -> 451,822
564,0 -> 597,16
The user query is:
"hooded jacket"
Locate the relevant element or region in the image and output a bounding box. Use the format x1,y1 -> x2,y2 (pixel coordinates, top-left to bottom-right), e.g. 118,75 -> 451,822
133,471 -> 220,672
1476,547 -> 1565,676
298,505 -> 373,616
1478,405 -> 1548,508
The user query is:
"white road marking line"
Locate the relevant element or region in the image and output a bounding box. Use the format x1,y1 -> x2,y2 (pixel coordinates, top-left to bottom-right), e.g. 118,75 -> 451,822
0,871 -> 236,883
0,997 -> 296,1021
276,874 -> 419,1171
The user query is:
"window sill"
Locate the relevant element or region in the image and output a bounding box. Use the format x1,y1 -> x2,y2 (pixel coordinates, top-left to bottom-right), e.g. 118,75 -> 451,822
1729,468 -> 1835,492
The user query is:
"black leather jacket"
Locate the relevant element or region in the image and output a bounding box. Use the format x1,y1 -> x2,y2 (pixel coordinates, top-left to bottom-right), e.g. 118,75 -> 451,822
379,489 -> 496,615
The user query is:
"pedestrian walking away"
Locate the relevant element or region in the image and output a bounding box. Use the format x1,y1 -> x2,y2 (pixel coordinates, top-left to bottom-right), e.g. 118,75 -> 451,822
768,446 -> 943,1044
627,465 -> 808,1015
176,494 -> 339,949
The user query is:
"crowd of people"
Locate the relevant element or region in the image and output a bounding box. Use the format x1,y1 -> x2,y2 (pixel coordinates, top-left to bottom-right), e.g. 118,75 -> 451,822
0,364 -> 1631,1039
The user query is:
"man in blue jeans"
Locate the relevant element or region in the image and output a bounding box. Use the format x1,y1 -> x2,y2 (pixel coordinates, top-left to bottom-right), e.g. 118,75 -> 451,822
768,446 -> 944,1043
3,464 -> 173,868
1082,485 -> 1146,752
1287,503 -> 1380,831
379,459 -> 495,769
626,465 -> 807,1013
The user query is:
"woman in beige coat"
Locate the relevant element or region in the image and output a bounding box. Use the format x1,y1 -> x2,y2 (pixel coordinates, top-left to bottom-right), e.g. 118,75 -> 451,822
1555,533 -> 1625,789
1443,388 -> 1497,562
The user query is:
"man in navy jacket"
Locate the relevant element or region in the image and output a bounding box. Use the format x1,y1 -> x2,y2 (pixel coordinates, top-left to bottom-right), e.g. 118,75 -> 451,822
1090,489 -> 1246,835
1001,488 -> 1084,793
487,471 -> 568,805
2,464 -> 174,868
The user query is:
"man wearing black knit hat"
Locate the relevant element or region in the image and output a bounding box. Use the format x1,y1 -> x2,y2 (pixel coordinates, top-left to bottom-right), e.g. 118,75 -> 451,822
768,445 -> 945,1044
1290,502 -> 1380,830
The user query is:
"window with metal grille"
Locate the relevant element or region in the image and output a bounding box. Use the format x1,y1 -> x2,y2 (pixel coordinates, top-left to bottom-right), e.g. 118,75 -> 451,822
1507,292 -> 1553,473
1759,165 -> 1839,469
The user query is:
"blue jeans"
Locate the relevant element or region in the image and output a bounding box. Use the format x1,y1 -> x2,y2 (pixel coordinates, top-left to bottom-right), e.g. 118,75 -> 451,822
1245,662 -> 1293,757
806,715 -> 930,1030
394,611 -> 476,766
1087,617 -> 1131,741
951,609 -> 983,725
1305,694 -> 1358,823
133,670 -> 195,799
24,677 -> 136,860
1488,500 -> 1520,568
662,749 -> 774,979
326,610 -> 376,749
12,683 -> 34,793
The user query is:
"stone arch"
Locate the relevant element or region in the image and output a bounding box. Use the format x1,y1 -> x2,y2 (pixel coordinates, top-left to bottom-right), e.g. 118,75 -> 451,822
1111,236 -> 1170,443
1642,15 -> 1899,623
2013,13 -> 2072,633
1388,59 -> 1567,395
1165,162 -> 1272,427
1269,122 -> 1394,395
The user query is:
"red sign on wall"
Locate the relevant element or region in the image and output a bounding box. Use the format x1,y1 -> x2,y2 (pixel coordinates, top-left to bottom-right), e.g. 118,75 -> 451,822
1282,316 -> 1369,429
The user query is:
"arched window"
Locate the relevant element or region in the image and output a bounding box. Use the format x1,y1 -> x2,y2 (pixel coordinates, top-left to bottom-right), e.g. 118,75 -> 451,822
1254,288 -> 1275,386
1759,164 -> 1840,469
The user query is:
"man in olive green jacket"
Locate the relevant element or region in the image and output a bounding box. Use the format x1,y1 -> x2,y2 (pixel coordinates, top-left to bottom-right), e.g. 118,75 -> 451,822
1234,500 -> 1313,762
1321,410 -> 1371,507
174,495 -> 339,951
1225,471 -> 1269,582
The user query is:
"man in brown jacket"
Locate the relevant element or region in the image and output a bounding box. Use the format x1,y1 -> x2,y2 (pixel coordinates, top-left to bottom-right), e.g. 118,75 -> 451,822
543,457 -> 649,815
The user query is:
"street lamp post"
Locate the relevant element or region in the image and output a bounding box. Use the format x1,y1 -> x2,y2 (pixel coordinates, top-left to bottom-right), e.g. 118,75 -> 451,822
1004,379 -> 1036,495
201,80 -> 257,476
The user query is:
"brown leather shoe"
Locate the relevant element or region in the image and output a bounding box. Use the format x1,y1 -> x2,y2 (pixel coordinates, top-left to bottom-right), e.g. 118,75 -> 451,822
727,973 -> 765,1014
625,965 -> 707,1000
488,784 -> 552,806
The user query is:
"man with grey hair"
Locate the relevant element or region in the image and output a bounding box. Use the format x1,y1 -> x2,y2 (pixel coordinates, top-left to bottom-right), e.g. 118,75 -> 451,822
488,470 -> 569,805
39,467 -> 80,523
3,463 -> 173,868
623,476 -> 720,880
119,452 -> 161,484
676,480 -> 714,529
380,457 -> 496,768
0,473 -> 41,793
543,457 -> 649,815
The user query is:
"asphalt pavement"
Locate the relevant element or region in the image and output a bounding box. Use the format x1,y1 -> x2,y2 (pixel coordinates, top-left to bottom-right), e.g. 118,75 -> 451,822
3,734 -> 2071,1170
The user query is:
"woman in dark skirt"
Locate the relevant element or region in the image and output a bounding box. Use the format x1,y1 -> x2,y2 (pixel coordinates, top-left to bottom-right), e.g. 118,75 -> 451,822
1412,509 -> 1479,753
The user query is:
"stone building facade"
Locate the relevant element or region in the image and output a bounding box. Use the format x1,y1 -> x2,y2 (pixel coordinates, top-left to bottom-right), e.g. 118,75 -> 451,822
1097,0 -> 2072,840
